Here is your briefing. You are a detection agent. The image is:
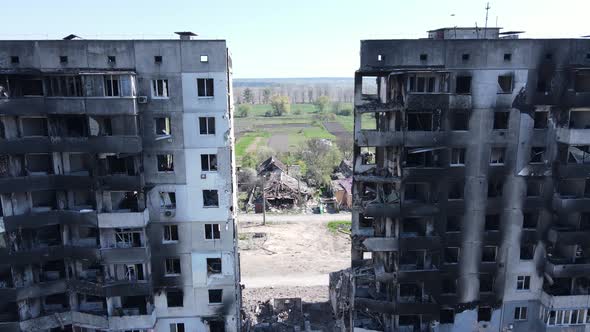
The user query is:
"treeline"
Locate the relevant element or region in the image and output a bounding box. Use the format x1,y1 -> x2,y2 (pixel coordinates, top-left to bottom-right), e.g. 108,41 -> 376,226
234,84 -> 354,104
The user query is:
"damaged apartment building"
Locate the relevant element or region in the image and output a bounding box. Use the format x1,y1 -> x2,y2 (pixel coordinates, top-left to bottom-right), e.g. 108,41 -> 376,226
332,27 -> 590,331
0,33 -> 239,332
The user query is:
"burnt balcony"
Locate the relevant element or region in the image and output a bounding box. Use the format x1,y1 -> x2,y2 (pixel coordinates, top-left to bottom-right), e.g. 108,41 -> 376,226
356,129 -> 469,148
2,209 -> 98,231
100,246 -> 150,264
354,296 -> 439,315
406,93 -> 472,110
545,257 -> 590,278
556,128 -> 590,145
0,136 -> 142,154
548,226 -> 590,245
98,209 -> 149,229
0,279 -> 68,303
0,245 -> 100,265
552,194 -> 590,212
362,235 -> 441,252
0,97 -> 138,116
69,278 -> 152,298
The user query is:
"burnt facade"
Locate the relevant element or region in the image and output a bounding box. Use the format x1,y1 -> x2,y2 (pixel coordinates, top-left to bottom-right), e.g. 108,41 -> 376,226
345,28 -> 590,331
0,34 -> 239,332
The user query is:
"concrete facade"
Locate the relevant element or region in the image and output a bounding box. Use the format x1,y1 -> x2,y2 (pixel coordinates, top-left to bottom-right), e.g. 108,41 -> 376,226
0,35 -> 239,332
345,28 -> 590,331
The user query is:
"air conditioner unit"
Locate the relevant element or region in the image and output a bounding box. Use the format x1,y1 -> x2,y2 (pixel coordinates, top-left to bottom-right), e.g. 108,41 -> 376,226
137,96 -> 148,104
163,209 -> 176,217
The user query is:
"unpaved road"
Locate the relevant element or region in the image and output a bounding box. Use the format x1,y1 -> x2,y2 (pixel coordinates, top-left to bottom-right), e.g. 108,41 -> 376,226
238,213 -> 351,289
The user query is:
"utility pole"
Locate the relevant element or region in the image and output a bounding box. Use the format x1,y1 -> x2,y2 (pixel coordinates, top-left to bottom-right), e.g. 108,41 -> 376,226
484,2 -> 491,38
261,176 -> 266,226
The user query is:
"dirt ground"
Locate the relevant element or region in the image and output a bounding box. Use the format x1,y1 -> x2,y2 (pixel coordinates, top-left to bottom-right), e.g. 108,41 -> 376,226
238,213 -> 351,330
267,133 -> 291,153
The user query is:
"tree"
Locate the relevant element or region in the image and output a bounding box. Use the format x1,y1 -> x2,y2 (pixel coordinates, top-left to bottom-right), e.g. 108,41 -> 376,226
270,95 -> 290,116
237,167 -> 258,192
262,88 -> 272,104
237,104 -> 251,118
242,88 -> 254,104
315,95 -> 330,113
299,138 -> 342,187
241,153 -> 257,169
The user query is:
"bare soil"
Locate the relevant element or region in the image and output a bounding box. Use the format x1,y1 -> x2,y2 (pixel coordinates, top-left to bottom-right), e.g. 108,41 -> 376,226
267,133 -> 291,153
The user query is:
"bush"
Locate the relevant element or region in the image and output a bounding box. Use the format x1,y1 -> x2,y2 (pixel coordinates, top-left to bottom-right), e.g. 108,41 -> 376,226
264,110 -> 274,117
270,95 -> 290,116
293,108 -> 302,115
338,107 -> 352,116
237,104 -> 251,118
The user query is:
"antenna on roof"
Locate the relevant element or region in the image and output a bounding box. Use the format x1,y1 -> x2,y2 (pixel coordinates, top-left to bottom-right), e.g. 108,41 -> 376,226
484,2 -> 491,38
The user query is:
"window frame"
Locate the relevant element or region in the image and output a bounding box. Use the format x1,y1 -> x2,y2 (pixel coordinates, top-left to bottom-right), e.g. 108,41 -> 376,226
208,289 -> 223,304
516,275 -> 531,290
450,148 -> 466,166
154,116 -> 172,136
201,154 -> 218,172
199,117 -> 216,135
163,225 -> 179,243
151,79 -> 170,99
165,257 -> 181,276
203,189 -> 219,208
157,154 -> 175,173
205,224 -> 221,240
197,78 -> 214,98
514,306 -> 528,321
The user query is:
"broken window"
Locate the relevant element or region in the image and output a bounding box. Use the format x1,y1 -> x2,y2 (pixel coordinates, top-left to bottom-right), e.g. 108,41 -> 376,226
165,257 -> 181,275
203,190 -> 219,207
118,263 -> 144,281
530,147 -> 545,163
490,148 -> 505,165
405,148 -> 443,167
157,154 -> 174,172
419,54 -> 428,61
514,306 -> 528,320
569,110 -> 590,129
155,117 -> 171,136
160,192 -> 176,209
26,154 -> 53,174
575,71 -> 590,93
104,75 -> 120,96
164,225 -> 179,242
462,54 -> 470,61
407,74 -> 437,93
200,55 -> 209,63
21,117 -> 48,136
401,218 -> 423,237
360,113 -> 378,130
497,75 -> 513,93
478,307 -> 492,322
526,180 -> 543,197
208,320 -> 225,332
154,55 -> 163,64
360,147 -> 376,165
10,56 -> 19,64
493,112 -> 509,130
45,76 -> 83,97
166,290 -> 183,307
107,56 -> 116,64
399,315 -> 421,329
480,274 -> 494,292
504,53 -> 512,61
520,245 -> 535,260
361,76 -> 377,95
441,278 -> 456,294
32,190 -> 56,209
73,190 -> 94,208
446,216 -> 461,232
111,191 -> 138,211
115,228 -> 142,248
404,183 -> 429,202
208,289 -> 223,304
152,79 -> 169,98
485,215 -> 500,231
523,213 -> 538,229
207,258 -> 222,275
170,323 -> 185,332
201,154 -> 218,172
444,247 -> 459,264
21,79 -> 44,96
456,76 -> 471,94
487,179 -> 503,197
205,224 -> 221,240
450,148 -> 466,166
199,117 -> 216,135
407,112 -> 433,131
580,213 -> 590,230
440,309 -> 454,324
448,181 -> 464,200
197,78 -> 214,97
534,111 -> 548,129
482,246 -> 497,262
450,111 -> 468,130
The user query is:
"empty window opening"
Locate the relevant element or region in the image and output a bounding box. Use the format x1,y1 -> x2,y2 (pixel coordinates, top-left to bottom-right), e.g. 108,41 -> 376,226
537,77 -> 550,93
164,225 -> 179,242
451,148 -> 466,166
478,307 -> 492,322
580,213 -> 590,230
74,190 -> 94,209
444,247 -> 459,264
404,183 -> 429,202
200,55 -> 209,63
534,111 -> 548,129
105,155 -> 135,175
103,75 -> 120,96
110,191 -> 138,211
159,192 -> 176,209
451,111 -> 469,130
199,117 -> 216,135
32,190 -> 56,210
201,154 -> 218,172
59,56 -> 68,64
21,117 -> 48,136
154,55 -> 163,64
360,147 -> 376,165
440,309 -> 454,324
45,76 -> 83,96
361,76 -> 378,95
115,228 -> 142,248
407,74 -> 437,93
10,56 -> 19,64
44,293 -> 69,312
399,250 -> 424,268
490,148 -> 506,165
207,258 -> 222,275
88,116 -> 112,136
514,306 -> 528,320
462,53 -> 470,61
207,320 -> 225,332
203,190 -> 219,207
520,245 -> 535,260
419,54 -> 428,61
407,112 -> 433,131
480,274 -> 494,292
152,79 -> 170,98
488,179 -> 503,197
205,224 -> 221,240
504,53 -> 512,61
569,110 -> 590,129
526,181 -> 543,197
360,112 -> 378,130
441,278 -> 456,294
165,257 -> 181,275
405,148 -> 443,168
448,181 -> 464,200
208,289 -> 223,304
523,213 -> 538,229
493,112 -> 509,130
26,154 -> 53,174
166,290 -> 183,307
157,154 -> 174,172
587,53 -> 590,60
575,71 -> 590,93
456,76 -> 472,94
197,78 -> 214,97
530,147 -> 545,163
545,53 -> 553,60
399,315 -> 421,329
482,246 -> 497,262
446,216 -> 461,233
170,323 -> 185,332
155,117 -> 171,136
107,56 -> 116,64
498,75 -> 513,93
485,215 -> 500,231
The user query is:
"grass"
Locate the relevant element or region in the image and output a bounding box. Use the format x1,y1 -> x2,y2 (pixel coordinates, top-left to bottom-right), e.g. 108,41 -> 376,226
327,220 -> 352,234
235,131 -> 270,158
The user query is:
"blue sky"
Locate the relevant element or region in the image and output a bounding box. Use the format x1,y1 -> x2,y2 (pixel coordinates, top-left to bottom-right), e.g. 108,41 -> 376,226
2,0 -> 588,78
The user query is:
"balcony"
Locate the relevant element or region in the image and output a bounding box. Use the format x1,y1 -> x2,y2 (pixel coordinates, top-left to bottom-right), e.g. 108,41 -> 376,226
69,279 -> 152,297
109,306 -> 156,330
354,297 -> 439,315
0,245 -> 100,265
545,257 -> 590,278
362,236 -> 441,252
0,136 -> 142,154
355,130 -> 469,147
0,279 -> 68,303
2,209 -> 97,231
100,246 -> 150,264
540,291 -> 590,309
548,226 -> 590,245
0,175 -> 93,194
406,93 -> 472,110
0,97 -> 137,116
355,100 -> 405,113
556,128 -> 590,145
552,194 -> 590,212
98,209 -> 149,228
